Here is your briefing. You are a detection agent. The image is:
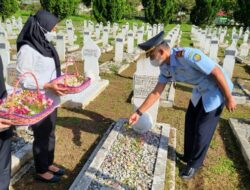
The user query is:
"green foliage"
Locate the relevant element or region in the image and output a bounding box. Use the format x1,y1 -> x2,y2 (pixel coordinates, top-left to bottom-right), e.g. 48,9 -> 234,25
234,0 -> 250,27
0,0 -> 19,21
175,0 -> 195,12
190,0 -> 222,26
123,0 -> 141,19
40,0 -> 80,19
82,0 -> 92,7
92,0 -> 125,23
141,0 -> 175,24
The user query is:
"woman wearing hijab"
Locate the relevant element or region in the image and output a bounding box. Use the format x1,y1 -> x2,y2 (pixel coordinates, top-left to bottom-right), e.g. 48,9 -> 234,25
0,56 -> 13,190
16,10 -> 68,183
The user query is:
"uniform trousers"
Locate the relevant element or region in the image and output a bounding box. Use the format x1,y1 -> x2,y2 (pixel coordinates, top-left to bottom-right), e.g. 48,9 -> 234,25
184,98 -> 224,168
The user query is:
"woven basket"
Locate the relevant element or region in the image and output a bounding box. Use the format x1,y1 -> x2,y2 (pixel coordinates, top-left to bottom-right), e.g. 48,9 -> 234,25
0,72 -> 58,126
51,57 -> 91,94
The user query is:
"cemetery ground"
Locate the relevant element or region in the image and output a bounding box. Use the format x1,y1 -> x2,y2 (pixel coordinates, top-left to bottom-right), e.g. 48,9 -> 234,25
12,57 -> 250,189
5,12 -> 250,189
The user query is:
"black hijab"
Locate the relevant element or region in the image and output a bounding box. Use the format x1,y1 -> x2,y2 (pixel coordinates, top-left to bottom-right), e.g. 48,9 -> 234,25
17,10 -> 61,77
0,56 -> 7,99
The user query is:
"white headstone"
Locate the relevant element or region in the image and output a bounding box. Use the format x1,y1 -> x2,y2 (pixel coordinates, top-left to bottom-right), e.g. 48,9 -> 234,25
102,27 -> 109,47
239,43 -> 249,57
133,58 -> 160,126
223,43 -> 237,79
147,28 -> 152,40
6,19 -> 12,35
67,26 -> 74,46
95,24 -> 100,40
83,38 -> 101,81
127,30 -> 134,54
83,29 -> 91,44
114,34 -> 124,62
204,35 -> 212,54
0,41 -> 10,79
56,32 -> 66,62
243,31 -> 249,43
209,37 -> 219,61
137,30 -> 144,44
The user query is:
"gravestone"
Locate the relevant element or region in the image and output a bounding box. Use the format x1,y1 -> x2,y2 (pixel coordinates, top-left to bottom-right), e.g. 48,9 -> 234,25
121,26 -> 127,37
112,23 -> 118,37
147,28 -> 152,40
17,17 -> 23,33
114,34 -> 124,62
243,31 -> 249,43
204,35 -> 212,54
133,58 -> 160,126
133,23 -> 138,34
209,37 -> 219,62
95,24 -> 100,40
0,41 -> 10,79
7,63 -> 17,86
223,43 -> 237,79
239,43 -> 249,57
102,27 -> 109,47
61,38 -> 109,109
137,30 -> 144,45
239,27 -> 243,38
83,29 -> 91,45
56,32 -> 66,62
127,30 -> 134,54
67,26 -> 75,46
6,19 -> 13,35
219,29 -> 226,44
153,24 -> 157,36
83,39 -> 101,81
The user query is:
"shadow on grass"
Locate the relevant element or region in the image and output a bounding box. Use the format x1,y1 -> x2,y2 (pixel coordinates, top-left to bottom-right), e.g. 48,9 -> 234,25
116,73 -> 133,80
126,91 -> 133,103
218,118 -> 250,190
244,65 -> 250,75
11,140 -> 106,190
57,108 -> 114,147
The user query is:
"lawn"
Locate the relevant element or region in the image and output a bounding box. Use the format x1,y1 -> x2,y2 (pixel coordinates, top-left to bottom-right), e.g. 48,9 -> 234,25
8,11 -> 250,189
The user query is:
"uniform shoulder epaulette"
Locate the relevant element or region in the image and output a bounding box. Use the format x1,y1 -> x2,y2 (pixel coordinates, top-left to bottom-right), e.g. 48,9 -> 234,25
175,48 -> 185,58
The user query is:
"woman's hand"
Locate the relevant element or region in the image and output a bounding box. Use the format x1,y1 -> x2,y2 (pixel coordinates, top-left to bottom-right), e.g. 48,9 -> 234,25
129,112 -> 140,126
225,96 -> 237,112
44,82 -> 68,96
0,118 -> 12,129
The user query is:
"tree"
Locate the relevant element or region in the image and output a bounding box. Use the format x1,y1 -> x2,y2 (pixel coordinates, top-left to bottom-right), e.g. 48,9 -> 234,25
0,0 -> 19,21
40,0 -> 80,19
82,0 -> 92,7
141,0 -> 175,24
175,0 -> 195,13
190,0 -> 222,26
92,0 -> 125,23
234,0 -> 250,27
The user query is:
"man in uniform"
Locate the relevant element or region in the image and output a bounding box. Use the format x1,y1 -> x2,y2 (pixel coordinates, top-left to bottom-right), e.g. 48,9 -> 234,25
129,31 -> 236,179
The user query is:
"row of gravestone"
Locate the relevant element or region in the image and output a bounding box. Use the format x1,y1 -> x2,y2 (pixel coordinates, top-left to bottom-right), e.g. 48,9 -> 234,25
55,19 -> 166,63
0,16 -> 23,38
191,25 -> 249,78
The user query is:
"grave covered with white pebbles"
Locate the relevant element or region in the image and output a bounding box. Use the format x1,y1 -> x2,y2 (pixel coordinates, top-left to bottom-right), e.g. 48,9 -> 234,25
70,119 -> 171,190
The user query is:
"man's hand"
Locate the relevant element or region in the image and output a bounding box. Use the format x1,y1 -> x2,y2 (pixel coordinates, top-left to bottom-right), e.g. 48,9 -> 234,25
225,96 -> 237,112
0,118 -> 12,129
44,82 -> 68,96
129,112 -> 140,125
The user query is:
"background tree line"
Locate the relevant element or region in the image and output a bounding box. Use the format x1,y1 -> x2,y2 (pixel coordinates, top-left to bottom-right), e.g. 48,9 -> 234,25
0,0 -> 249,27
